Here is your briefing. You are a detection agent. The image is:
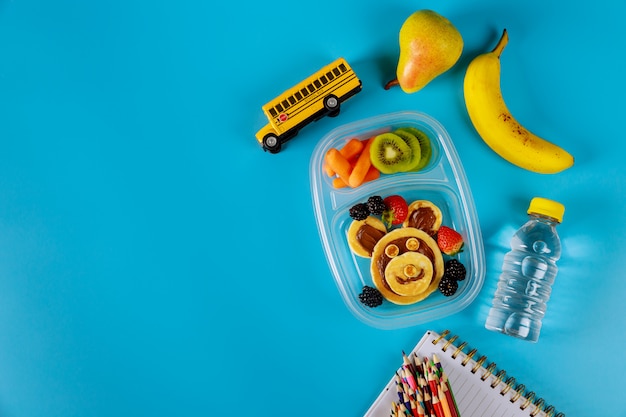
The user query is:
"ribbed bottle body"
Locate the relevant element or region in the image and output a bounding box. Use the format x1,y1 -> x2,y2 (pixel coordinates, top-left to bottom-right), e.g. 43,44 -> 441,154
485,216 -> 561,342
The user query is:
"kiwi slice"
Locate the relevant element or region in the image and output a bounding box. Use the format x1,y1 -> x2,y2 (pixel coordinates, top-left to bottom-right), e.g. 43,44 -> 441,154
393,129 -> 421,171
369,133 -> 412,174
396,127 -> 432,171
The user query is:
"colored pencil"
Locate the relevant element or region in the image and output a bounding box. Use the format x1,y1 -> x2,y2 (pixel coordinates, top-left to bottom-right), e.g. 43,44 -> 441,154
431,392 -> 445,417
414,390 -> 427,417
402,359 -> 418,391
422,390 -> 434,417
391,401 -> 398,417
440,371 -> 460,417
399,401 -> 412,416
426,364 -> 439,399
402,390 -> 414,413
432,354 -> 460,417
438,381 -> 453,417
403,350 -> 416,373
416,369 -> 427,395
389,352 -> 462,417
412,352 -> 424,374
409,394 -> 419,417
395,373 -> 405,404
432,354 -> 443,376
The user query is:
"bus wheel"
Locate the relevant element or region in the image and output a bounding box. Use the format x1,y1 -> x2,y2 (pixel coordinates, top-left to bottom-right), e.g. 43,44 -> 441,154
324,95 -> 340,116
263,134 -> 281,153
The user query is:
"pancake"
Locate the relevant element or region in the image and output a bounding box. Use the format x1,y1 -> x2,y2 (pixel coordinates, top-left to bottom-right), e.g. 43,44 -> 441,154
402,200 -> 443,236
370,227 -> 444,305
347,216 -> 387,257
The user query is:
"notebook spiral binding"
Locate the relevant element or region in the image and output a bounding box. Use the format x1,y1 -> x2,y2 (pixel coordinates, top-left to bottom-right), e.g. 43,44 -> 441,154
434,330 -> 565,417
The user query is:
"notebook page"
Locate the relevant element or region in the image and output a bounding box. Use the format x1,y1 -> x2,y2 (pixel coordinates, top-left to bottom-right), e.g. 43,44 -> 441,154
363,330 -> 546,417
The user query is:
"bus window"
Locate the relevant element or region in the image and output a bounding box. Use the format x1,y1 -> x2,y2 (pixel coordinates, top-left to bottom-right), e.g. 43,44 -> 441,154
289,96 -> 296,105
282,99 -> 289,109
333,68 -> 340,76
301,88 -> 309,96
320,75 -> 328,84
308,84 -> 315,93
314,80 -> 321,88
269,108 -> 277,118
276,103 -> 283,112
339,63 -> 347,72
326,71 -> 334,80
295,92 -> 302,101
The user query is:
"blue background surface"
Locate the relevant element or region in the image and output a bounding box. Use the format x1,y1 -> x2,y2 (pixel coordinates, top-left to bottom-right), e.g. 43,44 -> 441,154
1,0 -> 625,416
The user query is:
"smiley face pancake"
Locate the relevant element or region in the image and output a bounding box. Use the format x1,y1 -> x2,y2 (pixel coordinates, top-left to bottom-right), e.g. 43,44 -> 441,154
370,227 -> 444,305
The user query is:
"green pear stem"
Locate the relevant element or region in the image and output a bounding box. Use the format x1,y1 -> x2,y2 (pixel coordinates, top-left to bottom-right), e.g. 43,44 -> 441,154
384,78 -> 399,90
492,29 -> 509,58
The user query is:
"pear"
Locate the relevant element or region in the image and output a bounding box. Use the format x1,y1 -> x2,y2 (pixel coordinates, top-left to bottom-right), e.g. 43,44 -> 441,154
385,10 -> 463,93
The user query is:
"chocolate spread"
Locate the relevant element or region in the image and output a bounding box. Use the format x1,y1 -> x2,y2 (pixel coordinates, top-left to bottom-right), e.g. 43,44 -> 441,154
356,224 -> 386,256
407,207 -> 437,235
395,268 -> 425,284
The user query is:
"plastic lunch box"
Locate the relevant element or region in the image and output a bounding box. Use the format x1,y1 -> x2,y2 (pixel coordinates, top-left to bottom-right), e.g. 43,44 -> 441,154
310,111 -> 486,329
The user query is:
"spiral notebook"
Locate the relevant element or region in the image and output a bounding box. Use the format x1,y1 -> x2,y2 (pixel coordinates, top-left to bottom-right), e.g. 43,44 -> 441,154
364,330 -> 564,417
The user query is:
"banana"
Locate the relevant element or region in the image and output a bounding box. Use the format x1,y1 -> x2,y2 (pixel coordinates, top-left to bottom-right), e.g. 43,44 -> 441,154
463,29 -> 574,174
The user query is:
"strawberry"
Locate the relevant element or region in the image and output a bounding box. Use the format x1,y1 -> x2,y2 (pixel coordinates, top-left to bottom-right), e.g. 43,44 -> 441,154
382,195 -> 408,227
436,226 -> 464,255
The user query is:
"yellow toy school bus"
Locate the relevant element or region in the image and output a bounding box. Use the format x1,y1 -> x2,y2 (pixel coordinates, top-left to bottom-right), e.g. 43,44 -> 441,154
255,58 -> 362,153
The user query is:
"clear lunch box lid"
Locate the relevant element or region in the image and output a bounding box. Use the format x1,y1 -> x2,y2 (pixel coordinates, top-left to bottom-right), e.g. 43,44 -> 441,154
310,111 -> 486,329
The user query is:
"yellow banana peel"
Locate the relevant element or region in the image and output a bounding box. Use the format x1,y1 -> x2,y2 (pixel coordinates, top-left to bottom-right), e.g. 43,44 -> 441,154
463,29 -> 574,174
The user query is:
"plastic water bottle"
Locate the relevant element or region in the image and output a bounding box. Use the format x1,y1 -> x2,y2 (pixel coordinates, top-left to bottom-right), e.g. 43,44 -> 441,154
485,197 -> 565,342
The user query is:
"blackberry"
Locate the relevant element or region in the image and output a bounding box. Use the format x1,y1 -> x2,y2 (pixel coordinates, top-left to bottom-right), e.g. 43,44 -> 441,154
366,195 -> 386,216
438,277 -> 458,297
349,203 -> 370,221
358,285 -> 383,307
445,259 -> 467,281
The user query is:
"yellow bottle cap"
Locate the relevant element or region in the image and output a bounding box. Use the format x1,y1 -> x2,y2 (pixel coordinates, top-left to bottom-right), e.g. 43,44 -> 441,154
528,197 -> 565,223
